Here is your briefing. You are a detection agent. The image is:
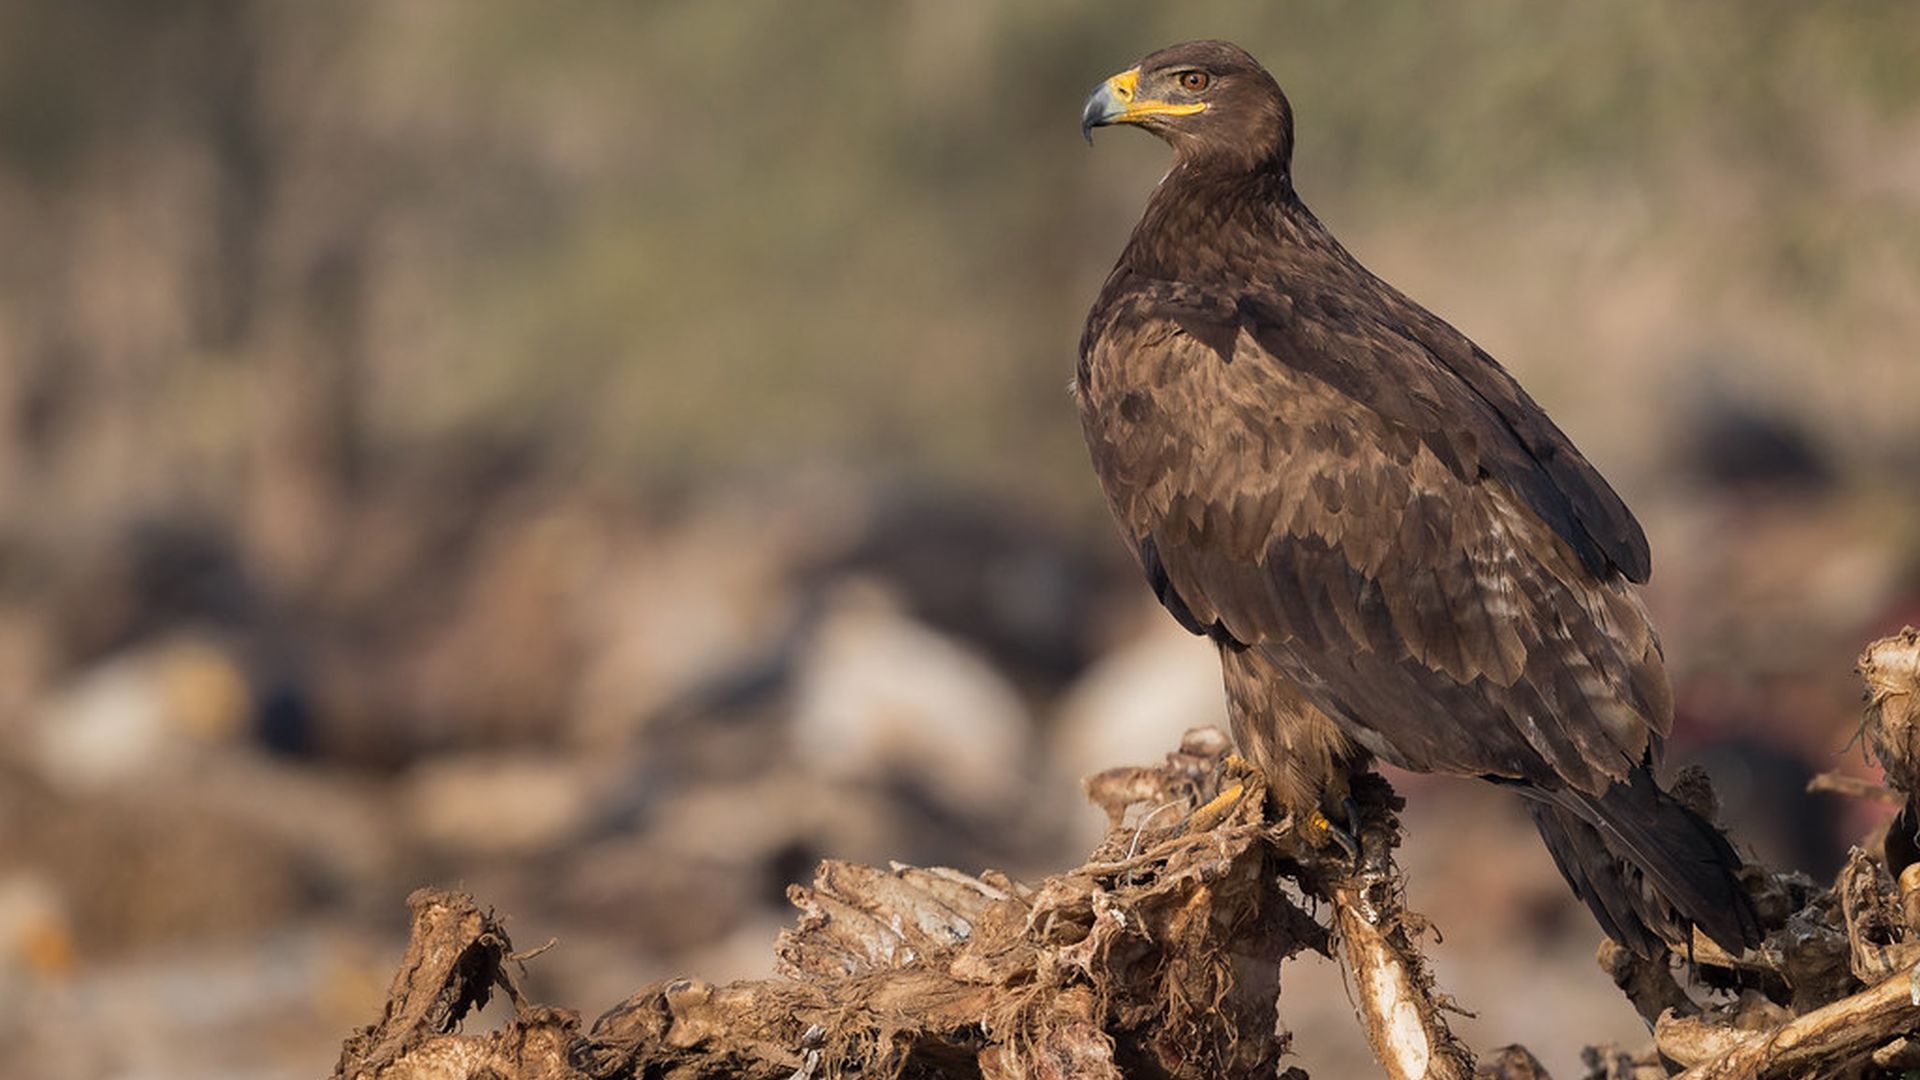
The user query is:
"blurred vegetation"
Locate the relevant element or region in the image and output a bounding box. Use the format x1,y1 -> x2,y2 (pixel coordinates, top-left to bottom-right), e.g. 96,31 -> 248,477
4,1 -> 1919,525
4,6 -> 1920,1076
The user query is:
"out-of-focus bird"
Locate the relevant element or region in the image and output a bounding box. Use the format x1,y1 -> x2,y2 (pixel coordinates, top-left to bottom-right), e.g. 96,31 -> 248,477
1076,40 -> 1759,957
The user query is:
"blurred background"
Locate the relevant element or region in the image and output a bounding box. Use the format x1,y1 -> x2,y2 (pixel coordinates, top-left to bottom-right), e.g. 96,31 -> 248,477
3,2 -> 1919,1077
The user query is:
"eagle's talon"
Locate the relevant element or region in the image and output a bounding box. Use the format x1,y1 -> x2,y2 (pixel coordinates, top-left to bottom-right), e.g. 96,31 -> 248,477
1307,808 -> 1363,866
1208,752 -> 1256,793
1187,781 -> 1246,832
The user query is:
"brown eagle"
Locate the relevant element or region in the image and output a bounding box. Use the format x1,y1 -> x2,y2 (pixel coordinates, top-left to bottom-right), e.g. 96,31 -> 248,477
1077,40 -> 1758,958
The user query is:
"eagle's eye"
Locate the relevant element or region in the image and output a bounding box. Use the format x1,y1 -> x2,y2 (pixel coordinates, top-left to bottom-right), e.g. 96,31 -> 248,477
1177,70 -> 1210,92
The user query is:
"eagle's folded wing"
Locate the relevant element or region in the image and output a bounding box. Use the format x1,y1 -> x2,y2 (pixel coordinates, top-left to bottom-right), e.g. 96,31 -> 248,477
1078,275 -> 1669,796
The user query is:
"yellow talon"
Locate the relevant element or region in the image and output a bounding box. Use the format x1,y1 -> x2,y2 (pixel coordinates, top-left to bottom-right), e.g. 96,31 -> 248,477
1304,805 -> 1363,864
1187,782 -> 1246,832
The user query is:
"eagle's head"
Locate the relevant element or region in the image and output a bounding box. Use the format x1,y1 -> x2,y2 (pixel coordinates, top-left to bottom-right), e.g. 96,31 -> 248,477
1081,41 -> 1293,173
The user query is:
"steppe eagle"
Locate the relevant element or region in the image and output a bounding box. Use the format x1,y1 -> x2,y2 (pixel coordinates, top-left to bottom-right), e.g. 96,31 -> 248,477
1077,40 -> 1758,957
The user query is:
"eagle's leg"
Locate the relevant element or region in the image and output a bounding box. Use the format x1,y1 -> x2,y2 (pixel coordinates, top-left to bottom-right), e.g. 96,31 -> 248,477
1221,648 -> 1368,855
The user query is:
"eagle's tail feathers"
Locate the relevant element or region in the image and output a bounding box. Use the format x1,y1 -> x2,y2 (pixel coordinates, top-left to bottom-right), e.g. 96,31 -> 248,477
1523,769 -> 1760,959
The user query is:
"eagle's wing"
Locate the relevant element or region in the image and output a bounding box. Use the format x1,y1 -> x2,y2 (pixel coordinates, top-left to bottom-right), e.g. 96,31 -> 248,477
1078,272 -> 1668,796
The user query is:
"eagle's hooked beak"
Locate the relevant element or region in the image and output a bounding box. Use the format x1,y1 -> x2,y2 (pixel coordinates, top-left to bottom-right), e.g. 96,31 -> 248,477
1081,67 -> 1206,144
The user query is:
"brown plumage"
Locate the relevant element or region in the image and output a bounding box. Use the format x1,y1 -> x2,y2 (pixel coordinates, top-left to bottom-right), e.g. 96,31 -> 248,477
1077,40 -> 1758,958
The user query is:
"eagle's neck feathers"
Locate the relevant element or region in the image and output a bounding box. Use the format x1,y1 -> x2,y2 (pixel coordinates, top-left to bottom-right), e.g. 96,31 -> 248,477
1121,159 -> 1335,287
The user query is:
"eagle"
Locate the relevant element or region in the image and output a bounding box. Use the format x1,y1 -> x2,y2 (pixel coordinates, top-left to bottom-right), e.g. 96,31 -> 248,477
1077,40 -> 1759,958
